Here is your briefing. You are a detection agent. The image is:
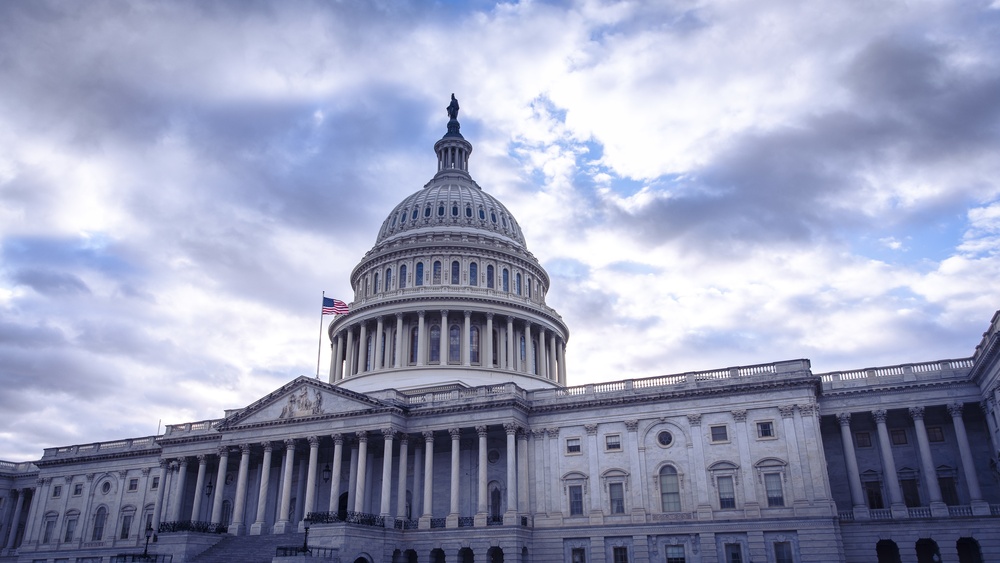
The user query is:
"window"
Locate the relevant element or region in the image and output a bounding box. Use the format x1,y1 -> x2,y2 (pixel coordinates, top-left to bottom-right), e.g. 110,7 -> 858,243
409,327 -> 418,364
515,272 -> 522,295
52,485 -> 62,498
855,431 -> 872,448
724,543 -> 743,563
399,264 -> 407,289
438,204 -> 445,216
424,205 -> 431,218
429,325 -> 441,363
469,262 -> 478,286
612,546 -> 628,563
939,476 -> 959,505
773,541 -> 793,563
710,425 -> 729,442
486,265 -> 495,288
63,517 -> 77,542
43,519 -> 55,543
128,479 -> 138,492
757,421 -> 775,438
452,204 -> 459,217
101,481 -> 112,494
571,548 -> 586,563
415,262 -> 424,286
451,261 -> 460,284
449,324 -> 461,362
502,268 -> 509,292
150,477 -> 159,490
470,326 -> 480,364
659,466 -> 681,512
605,434 -> 622,451
432,261 -> 442,284
657,431 -> 673,447
718,476 -> 736,508
373,272 -> 379,293
92,507 -> 107,541
864,480 -> 884,509
119,514 -> 133,540
566,438 -> 581,453
890,428 -> 907,445
665,546 -> 686,563
479,208 -> 486,220
466,205 -> 472,218
385,268 -> 393,290
764,473 -> 784,507
609,482 -> 625,514
900,478 -> 920,507
73,483 -> 83,496
927,426 -> 944,442
569,485 -> 584,516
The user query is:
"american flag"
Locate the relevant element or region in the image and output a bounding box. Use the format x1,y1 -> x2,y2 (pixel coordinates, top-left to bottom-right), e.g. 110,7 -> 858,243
322,297 -> 349,315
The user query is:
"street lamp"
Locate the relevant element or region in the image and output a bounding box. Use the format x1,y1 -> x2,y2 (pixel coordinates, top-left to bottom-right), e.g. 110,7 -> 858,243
301,523 -> 310,553
142,525 -> 153,557
205,481 -> 213,497
322,464 -> 331,483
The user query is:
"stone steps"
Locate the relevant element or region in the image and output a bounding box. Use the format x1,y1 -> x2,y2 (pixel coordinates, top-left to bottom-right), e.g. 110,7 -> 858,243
190,533 -> 321,563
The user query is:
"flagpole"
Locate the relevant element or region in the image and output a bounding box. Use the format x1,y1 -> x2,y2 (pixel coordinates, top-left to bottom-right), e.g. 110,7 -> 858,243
316,291 -> 325,379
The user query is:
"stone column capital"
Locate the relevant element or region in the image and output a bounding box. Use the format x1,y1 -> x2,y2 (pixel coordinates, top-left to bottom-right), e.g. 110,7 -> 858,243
908,406 -> 925,420
240,443 -> 252,455
423,430 -> 435,443
196,454 -> 207,463
283,438 -> 296,450
871,409 -> 888,424
546,427 -> 560,438
307,436 -> 320,447
177,456 -> 190,467
261,441 -> 274,452
947,403 -> 964,417
778,405 -> 796,418
449,428 -> 461,440
141,467 -> 151,476
383,428 -> 398,440
356,431 -> 369,443
687,414 -> 702,426
836,412 -> 852,426
398,434 -> 409,447
418,310 -> 426,319
731,409 -> 747,422
330,433 -> 343,445
504,423 -> 519,435
464,310 -> 471,318
624,420 -> 639,432
395,312 -> 404,320
476,425 -> 488,437
584,423 -> 598,435
486,312 -> 494,320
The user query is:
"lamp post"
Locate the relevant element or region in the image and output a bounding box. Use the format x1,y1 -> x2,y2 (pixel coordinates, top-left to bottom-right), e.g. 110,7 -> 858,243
301,523 -> 310,553
142,525 -> 153,558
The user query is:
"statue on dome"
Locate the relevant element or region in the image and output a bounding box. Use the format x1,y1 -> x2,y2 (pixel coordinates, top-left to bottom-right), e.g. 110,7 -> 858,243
447,94 -> 460,120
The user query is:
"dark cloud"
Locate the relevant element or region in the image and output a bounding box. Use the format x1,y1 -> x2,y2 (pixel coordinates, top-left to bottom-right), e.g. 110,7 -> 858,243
11,268 -> 92,295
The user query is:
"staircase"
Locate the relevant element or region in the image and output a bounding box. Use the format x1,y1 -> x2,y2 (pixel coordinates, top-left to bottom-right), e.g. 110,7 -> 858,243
190,533 -> 336,563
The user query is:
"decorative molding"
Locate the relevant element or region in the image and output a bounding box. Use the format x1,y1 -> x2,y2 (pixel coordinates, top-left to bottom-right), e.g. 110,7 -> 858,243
871,409 -> 887,424
625,420 -> 639,432
731,409 -> 747,422
836,413 -> 851,426
778,405 -> 796,418
687,414 -> 702,426
908,406 -> 925,420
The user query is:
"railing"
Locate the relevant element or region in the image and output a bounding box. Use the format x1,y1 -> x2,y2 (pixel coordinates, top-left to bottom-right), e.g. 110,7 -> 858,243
157,521 -> 227,534
949,505 -> 973,517
403,519 -> 419,530
838,510 -> 854,521
458,517 -> 475,527
486,516 -> 503,526
44,436 -> 161,459
818,358 -> 974,386
430,518 -> 446,529
907,507 -> 932,518
344,512 -> 384,528
305,512 -> 343,524
275,546 -> 337,558
869,509 -> 892,520
111,554 -> 172,563
0,460 -> 38,473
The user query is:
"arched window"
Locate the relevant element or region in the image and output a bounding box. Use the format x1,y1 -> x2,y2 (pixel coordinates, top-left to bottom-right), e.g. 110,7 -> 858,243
487,265 -> 495,288
449,324 -> 461,363
470,326 -> 480,364
466,205 -> 473,218
957,538 -> 983,563
527,276 -> 532,298
451,261 -> 460,284
660,466 -> 681,512
412,209 -> 419,221
385,268 -> 392,291
409,327 -> 419,364
876,540 -> 902,563
451,204 -> 459,217
429,325 -> 441,363
489,484 -> 503,521
433,261 -> 442,284
916,539 -> 941,563
515,273 -> 522,295
415,262 -> 424,286
479,208 -> 486,221
424,205 -> 431,218
221,500 -> 232,527
502,269 -> 510,292
399,264 -> 407,289
91,506 -> 107,541
374,272 -> 380,293
519,334 -> 526,363
492,329 -> 500,367
399,211 -> 407,224
469,262 -> 478,286
438,204 -> 445,217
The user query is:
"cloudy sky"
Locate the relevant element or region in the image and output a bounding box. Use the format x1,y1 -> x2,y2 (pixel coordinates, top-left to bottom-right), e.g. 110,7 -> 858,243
2,0 -> 999,461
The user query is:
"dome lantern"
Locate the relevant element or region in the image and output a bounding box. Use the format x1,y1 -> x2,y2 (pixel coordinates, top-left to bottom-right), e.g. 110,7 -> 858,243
434,94 -> 473,176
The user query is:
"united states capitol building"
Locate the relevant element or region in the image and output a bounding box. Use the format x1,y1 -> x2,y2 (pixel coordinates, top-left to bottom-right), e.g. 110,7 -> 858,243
3,98 -> 1000,563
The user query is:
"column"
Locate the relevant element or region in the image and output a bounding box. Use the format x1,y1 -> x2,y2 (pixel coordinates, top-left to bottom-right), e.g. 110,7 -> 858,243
547,428 -> 560,515
374,316 -> 384,370
303,437 -> 320,526
463,311 -> 472,366
345,327 -> 355,377
417,311 -> 426,366
412,442 -> 424,518
549,333 -> 558,381
506,317 -> 514,371
949,404 -> 989,514
799,405 -> 833,502
380,429 -> 395,518
871,410 -> 906,516
534,429 -> 549,515
910,406 -> 947,516
439,310 -> 449,364
328,434 -> 344,518
837,413 -> 868,517
485,313 -> 494,368
273,439 -> 296,533
346,443 -> 358,512
585,424 -> 601,515
625,420 -> 645,519
152,462 -> 168,532
447,428 -> 461,526
190,455 -> 207,521
4,489 -> 25,549
537,327 -> 547,379
420,431 -> 434,527
777,406 -> 807,507
230,444 -> 252,534
517,429 -> 529,515
558,341 -> 567,386
525,321 -> 533,374
395,435 -> 409,519
170,458 -> 189,522
354,432 -> 369,513
476,426 -> 488,525
504,423 -> 518,523
358,323 -> 368,373
210,448 -> 229,525
394,313 -> 404,368
332,333 -> 344,382
250,442 -> 273,535
687,414 -> 712,517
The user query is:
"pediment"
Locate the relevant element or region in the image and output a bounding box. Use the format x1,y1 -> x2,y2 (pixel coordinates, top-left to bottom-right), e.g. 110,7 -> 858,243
218,377 -> 388,429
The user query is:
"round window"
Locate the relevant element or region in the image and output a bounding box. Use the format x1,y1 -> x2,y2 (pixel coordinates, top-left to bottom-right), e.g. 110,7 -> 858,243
487,449 -> 500,464
101,482 -> 111,494
657,431 -> 673,447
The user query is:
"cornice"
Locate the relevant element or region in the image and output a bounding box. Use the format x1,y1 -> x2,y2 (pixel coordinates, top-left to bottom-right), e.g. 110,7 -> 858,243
34,447 -> 161,468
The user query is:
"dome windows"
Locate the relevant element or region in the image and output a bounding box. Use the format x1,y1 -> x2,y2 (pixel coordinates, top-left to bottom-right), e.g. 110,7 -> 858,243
415,262 -> 424,286
469,262 -> 478,286
400,264 -> 407,289
466,205 -> 472,218
385,267 -> 393,291
487,265 -> 495,289
491,211 -> 497,223
515,273 -> 522,295
433,261 -> 442,284
413,209 -> 419,221
502,269 -> 510,292
452,204 -> 459,217
400,211 -> 407,224
438,205 -> 445,217
479,208 -> 486,221
451,261 -> 460,284
424,205 -> 432,218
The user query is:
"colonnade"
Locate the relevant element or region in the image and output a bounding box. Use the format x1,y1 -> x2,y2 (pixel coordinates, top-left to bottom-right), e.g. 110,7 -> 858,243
835,402 -> 988,518
1,487 -> 31,549
329,310 -> 567,385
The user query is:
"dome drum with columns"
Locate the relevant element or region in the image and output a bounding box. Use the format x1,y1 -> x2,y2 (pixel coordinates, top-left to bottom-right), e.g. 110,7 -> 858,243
327,97 -> 569,394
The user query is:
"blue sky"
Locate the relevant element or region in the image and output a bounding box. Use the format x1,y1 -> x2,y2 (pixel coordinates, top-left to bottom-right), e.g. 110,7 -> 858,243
1,0 -> 999,460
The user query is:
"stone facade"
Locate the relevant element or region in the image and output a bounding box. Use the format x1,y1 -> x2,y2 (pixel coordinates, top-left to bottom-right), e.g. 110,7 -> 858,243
2,102 -> 1000,563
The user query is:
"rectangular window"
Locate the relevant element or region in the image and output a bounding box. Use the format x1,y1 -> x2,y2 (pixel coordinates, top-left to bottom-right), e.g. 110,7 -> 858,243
773,541 -> 794,563
128,478 -> 139,492
609,482 -> 625,514
718,476 -> 736,509
119,514 -> 132,540
939,476 -> 959,505
571,548 -> 586,563
864,481 -> 884,509
890,428 -> 907,445
566,438 -> 581,454
900,478 -> 921,507
63,518 -> 77,542
52,485 -> 62,498
724,543 -> 743,563
73,483 -> 83,496
710,425 -> 728,442
569,485 -> 584,516
605,434 -> 622,451
764,473 -> 784,507
855,431 -> 872,448
756,421 -> 775,438
612,546 -> 628,563
927,426 -> 945,442
665,546 -> 686,563
43,520 -> 55,543
151,476 -> 159,490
